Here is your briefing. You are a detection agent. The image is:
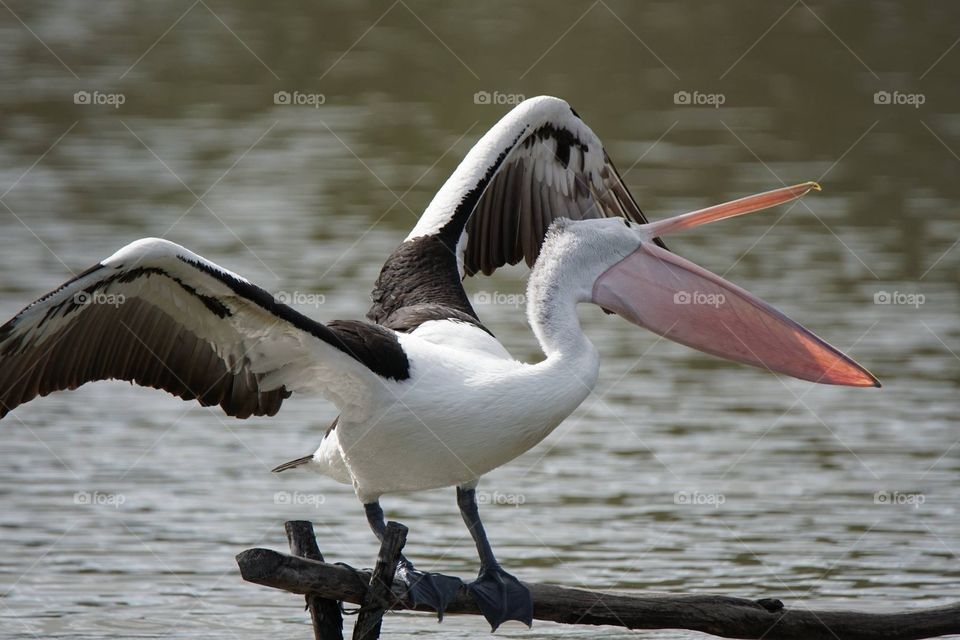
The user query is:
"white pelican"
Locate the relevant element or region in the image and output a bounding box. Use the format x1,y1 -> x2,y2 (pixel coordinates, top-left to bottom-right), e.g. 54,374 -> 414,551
0,96 -> 878,630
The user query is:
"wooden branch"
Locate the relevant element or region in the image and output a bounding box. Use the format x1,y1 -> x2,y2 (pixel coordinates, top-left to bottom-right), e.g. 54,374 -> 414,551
352,522 -> 407,640
285,521 -> 343,640
237,547 -> 960,640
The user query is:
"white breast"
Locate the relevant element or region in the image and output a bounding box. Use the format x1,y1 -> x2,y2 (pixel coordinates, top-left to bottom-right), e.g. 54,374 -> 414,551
324,325 -> 598,503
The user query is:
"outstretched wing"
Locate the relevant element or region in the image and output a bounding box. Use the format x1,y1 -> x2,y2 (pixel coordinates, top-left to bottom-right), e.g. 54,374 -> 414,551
368,95 -> 665,330
0,238 -> 408,421
464,128 -> 664,276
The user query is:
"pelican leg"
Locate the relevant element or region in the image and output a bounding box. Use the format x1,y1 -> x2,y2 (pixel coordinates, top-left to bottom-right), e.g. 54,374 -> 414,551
456,487 -> 533,630
363,501 -> 462,620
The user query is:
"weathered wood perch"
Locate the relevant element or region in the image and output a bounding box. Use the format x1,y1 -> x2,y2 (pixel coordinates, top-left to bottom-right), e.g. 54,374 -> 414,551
285,521 -> 343,640
238,521 -> 960,639
352,521 -> 406,640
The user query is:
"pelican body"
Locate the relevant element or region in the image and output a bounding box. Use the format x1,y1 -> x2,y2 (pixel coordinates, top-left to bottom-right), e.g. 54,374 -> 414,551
0,96 -> 878,630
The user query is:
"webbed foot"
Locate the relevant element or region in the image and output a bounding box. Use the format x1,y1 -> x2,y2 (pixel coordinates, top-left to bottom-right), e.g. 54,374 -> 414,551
467,564 -> 533,631
396,561 -> 464,621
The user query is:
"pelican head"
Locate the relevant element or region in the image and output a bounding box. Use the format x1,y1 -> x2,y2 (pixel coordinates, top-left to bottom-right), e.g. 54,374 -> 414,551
536,182 -> 879,388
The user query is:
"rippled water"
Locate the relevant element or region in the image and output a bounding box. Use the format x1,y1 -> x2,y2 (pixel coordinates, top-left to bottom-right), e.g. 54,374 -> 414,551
1,2 -> 958,638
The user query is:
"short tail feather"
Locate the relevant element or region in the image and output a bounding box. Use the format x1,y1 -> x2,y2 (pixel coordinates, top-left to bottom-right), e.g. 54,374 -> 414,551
271,454 -> 314,473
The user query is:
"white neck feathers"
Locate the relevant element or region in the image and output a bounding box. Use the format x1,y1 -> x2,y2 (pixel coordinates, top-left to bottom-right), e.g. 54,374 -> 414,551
525,224 -> 596,360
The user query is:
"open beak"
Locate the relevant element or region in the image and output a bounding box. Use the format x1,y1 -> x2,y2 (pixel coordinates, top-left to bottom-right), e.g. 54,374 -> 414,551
592,182 -> 879,387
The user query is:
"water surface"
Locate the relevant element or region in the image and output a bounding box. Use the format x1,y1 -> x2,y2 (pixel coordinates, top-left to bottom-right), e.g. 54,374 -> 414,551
0,2 -> 957,638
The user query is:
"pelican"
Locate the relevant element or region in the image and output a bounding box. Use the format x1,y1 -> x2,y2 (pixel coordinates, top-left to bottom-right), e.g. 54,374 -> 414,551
0,96 -> 878,630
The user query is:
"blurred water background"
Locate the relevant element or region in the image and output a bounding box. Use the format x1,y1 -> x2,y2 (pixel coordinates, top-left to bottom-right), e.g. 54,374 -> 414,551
0,1 -> 957,637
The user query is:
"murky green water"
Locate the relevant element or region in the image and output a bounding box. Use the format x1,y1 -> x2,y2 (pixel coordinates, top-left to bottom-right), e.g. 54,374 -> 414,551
0,2 -> 957,638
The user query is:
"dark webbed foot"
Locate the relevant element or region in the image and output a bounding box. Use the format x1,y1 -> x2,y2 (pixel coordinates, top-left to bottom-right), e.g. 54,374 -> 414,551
467,564 -> 533,631
365,502 -> 463,621
396,560 -> 464,621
